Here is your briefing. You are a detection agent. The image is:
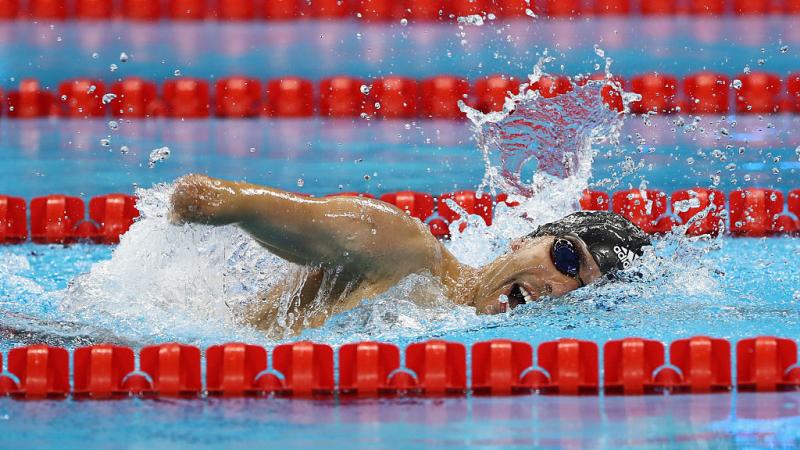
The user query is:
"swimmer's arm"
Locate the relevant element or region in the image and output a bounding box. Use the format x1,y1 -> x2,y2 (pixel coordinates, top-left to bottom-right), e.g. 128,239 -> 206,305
171,175 -> 453,279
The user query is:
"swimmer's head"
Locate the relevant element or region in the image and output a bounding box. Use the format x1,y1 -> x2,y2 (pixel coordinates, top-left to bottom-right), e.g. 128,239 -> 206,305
525,211 -> 651,276
471,211 -> 650,314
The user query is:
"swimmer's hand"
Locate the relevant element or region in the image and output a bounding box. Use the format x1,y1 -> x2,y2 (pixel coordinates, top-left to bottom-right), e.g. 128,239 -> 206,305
170,174 -> 237,226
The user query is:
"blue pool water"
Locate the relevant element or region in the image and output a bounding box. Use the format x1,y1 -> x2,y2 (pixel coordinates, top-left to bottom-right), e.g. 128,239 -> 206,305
1,15 -> 800,449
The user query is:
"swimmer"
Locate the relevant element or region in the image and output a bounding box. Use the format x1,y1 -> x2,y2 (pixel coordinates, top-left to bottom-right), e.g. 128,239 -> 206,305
171,174 -> 651,334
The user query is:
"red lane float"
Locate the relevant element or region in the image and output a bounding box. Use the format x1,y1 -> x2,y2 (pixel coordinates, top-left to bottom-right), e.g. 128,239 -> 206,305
640,0 -> 677,15
540,0 -> 582,17
30,195 -> 84,244
420,76 -> 469,119
737,337 -> 800,392
438,191 -> 493,227
684,72 -> 730,114
593,0 -> 631,15
28,0 -> 67,19
729,188 -> 784,237
532,75 -> 573,99
379,191 -> 435,220
169,0 -> 206,19
6,345 -> 69,399
428,218 -> 450,239
58,79 -> 106,118
76,0 -> 112,19
735,72 -> 781,114
667,336 -> 732,393
163,78 -> 210,118
0,0 -> 19,18
206,343 -> 267,396
612,189 -> 675,234
689,0 -> 725,15
471,339 -> 534,395
215,77 -> 262,118
580,190 -> 610,211
405,340 -> 467,396
494,0 -> 532,17
671,188 -> 725,236
270,341 -> 335,396
451,0 -> 487,16
122,0 -> 161,19
215,0 -> 256,20
309,0 -> 349,17
89,194 -> 139,244
532,339 -> 599,395
368,77 -> 418,119
407,0 -> 448,20
139,343 -> 202,397
789,190 -> 800,225
734,0 -> 770,14
603,338 -> 664,395
264,77 -> 314,117
320,76 -> 365,118
0,196 -> 27,243
788,73 -> 800,113
263,0 -> 300,19
355,0 -> 401,21
630,73 -> 678,114
338,342 -> 401,396
6,79 -> 55,118
111,77 -> 161,118
73,345 -> 136,398
472,75 -> 517,113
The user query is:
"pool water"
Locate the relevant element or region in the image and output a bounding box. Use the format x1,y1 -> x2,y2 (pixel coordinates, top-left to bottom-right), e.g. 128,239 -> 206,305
2,394 -> 800,448
1,14 -> 800,449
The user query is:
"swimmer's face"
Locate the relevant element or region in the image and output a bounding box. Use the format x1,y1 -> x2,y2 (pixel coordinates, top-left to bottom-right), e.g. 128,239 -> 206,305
473,235 -> 603,314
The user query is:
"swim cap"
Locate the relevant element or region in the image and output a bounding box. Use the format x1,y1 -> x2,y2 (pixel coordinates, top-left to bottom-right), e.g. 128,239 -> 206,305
527,211 -> 651,275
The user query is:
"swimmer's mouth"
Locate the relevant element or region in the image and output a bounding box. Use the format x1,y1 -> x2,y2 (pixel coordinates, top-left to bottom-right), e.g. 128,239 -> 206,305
507,283 -> 533,309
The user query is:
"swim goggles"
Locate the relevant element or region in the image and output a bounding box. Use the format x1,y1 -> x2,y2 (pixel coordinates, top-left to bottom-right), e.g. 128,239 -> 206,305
551,237 -> 584,286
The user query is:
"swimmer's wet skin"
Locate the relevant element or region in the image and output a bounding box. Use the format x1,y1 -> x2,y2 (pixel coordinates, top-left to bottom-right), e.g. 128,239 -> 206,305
170,174 -> 651,334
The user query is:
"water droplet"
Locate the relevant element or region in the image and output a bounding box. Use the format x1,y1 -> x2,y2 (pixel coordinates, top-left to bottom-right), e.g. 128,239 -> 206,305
743,65 -> 751,74
363,174 -> 371,180
109,63 -> 118,72
100,138 -> 111,147
296,178 -> 305,187
101,93 -> 117,104
360,84 -> 371,95
173,69 -> 181,77
757,58 -> 766,66
120,145 -> 129,154
249,147 -> 256,153
732,79 -> 742,90
60,94 -> 67,101
91,52 -> 99,59
373,102 -> 381,110
108,120 -> 119,130
147,146 -> 170,168
86,85 -> 97,94
119,52 -> 129,62
780,45 -> 789,53
400,18 -> 408,26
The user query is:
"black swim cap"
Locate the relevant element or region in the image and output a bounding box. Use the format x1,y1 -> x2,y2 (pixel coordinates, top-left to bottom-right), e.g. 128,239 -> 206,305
527,211 -> 651,275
